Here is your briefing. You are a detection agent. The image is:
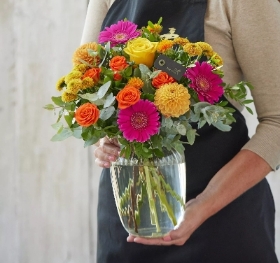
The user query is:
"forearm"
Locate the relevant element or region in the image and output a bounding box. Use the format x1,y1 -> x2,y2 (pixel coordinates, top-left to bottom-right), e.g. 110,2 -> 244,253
196,149 -> 271,222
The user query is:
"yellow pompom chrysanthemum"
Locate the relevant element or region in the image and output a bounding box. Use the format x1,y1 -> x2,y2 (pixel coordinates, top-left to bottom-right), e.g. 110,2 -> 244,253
61,92 -> 78,103
66,79 -> 83,94
183,43 -> 203,57
211,53 -> 223,66
65,70 -> 83,84
173,37 -> 190,46
127,77 -> 144,89
197,42 -> 214,57
56,76 -> 66,91
154,83 -> 191,117
73,64 -> 89,74
82,77 -> 94,89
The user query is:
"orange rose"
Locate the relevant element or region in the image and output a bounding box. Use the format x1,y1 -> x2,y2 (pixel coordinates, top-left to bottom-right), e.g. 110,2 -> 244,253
82,68 -> 102,84
116,86 -> 141,109
75,103 -> 100,127
152,71 -> 175,89
109,56 -> 129,71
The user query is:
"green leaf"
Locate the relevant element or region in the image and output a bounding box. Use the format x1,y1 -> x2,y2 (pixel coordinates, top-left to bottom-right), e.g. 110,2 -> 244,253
124,66 -> 133,77
97,81 -> 111,99
44,104 -> 55,110
103,93 -> 115,108
51,128 -> 73,141
133,67 -> 141,78
64,114 -> 74,127
99,106 -> 115,120
84,136 -> 100,147
51,96 -> 64,107
245,106 -> 254,115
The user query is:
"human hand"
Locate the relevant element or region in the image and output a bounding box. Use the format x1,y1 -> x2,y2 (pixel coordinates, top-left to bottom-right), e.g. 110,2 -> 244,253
127,198 -> 207,246
94,137 -> 120,168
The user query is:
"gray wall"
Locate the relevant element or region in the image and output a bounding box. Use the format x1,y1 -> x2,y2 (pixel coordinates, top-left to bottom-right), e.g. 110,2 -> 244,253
0,0 -> 279,262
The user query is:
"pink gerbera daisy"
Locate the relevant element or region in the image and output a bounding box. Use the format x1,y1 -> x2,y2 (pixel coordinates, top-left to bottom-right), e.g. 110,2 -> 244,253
98,20 -> 141,47
117,100 -> 160,143
185,61 -> 224,104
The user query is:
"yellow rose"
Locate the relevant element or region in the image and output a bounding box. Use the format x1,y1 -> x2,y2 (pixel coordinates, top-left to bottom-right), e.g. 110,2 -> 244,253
124,38 -> 158,68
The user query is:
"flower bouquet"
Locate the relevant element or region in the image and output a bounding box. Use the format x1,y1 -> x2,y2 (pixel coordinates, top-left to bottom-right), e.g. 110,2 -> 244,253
45,18 -> 253,237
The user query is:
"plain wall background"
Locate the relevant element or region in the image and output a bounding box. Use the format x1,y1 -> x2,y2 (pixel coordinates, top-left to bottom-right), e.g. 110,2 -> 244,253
0,1 -> 279,262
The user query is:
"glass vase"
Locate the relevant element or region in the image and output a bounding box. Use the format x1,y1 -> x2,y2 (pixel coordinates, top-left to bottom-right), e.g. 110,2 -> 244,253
110,148 -> 186,238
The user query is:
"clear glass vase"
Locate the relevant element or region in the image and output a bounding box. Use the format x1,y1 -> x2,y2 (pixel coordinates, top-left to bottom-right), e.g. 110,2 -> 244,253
110,148 -> 186,238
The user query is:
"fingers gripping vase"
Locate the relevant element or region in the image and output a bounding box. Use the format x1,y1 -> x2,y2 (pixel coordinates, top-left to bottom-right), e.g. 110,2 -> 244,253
110,148 -> 186,238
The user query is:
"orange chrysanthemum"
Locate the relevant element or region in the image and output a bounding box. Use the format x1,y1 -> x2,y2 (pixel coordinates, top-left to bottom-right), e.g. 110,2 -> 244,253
157,39 -> 174,53
154,83 -> 191,117
127,77 -> 144,89
72,42 -> 100,66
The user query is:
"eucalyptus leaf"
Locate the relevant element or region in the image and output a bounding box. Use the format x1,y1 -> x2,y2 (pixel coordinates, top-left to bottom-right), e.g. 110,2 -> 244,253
72,127 -> 82,139
99,106 -> 115,120
51,122 -> 63,131
97,81 -> 111,99
79,93 -> 99,102
103,93 -> 116,108
212,120 -> 231,132
186,129 -> 197,145
51,128 -> 73,142
176,124 -> 186,135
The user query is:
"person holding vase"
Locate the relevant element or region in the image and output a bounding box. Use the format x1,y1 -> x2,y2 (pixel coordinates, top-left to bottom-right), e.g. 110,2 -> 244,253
81,0 -> 280,262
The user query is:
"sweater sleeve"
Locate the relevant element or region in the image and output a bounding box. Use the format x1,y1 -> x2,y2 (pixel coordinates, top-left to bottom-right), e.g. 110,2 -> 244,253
80,0 -> 112,44
206,0 -> 280,170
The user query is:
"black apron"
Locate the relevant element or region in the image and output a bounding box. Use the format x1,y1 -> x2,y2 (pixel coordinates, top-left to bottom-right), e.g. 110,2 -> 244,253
97,1 -> 278,262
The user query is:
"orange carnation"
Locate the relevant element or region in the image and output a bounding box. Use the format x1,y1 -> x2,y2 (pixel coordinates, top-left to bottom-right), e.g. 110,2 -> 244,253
116,86 -> 141,109
82,67 -> 102,84
109,56 -> 129,71
152,72 -> 176,88
75,103 -> 100,127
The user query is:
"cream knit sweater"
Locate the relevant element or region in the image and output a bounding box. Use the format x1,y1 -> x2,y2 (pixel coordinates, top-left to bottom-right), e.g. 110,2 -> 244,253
81,0 -> 280,170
